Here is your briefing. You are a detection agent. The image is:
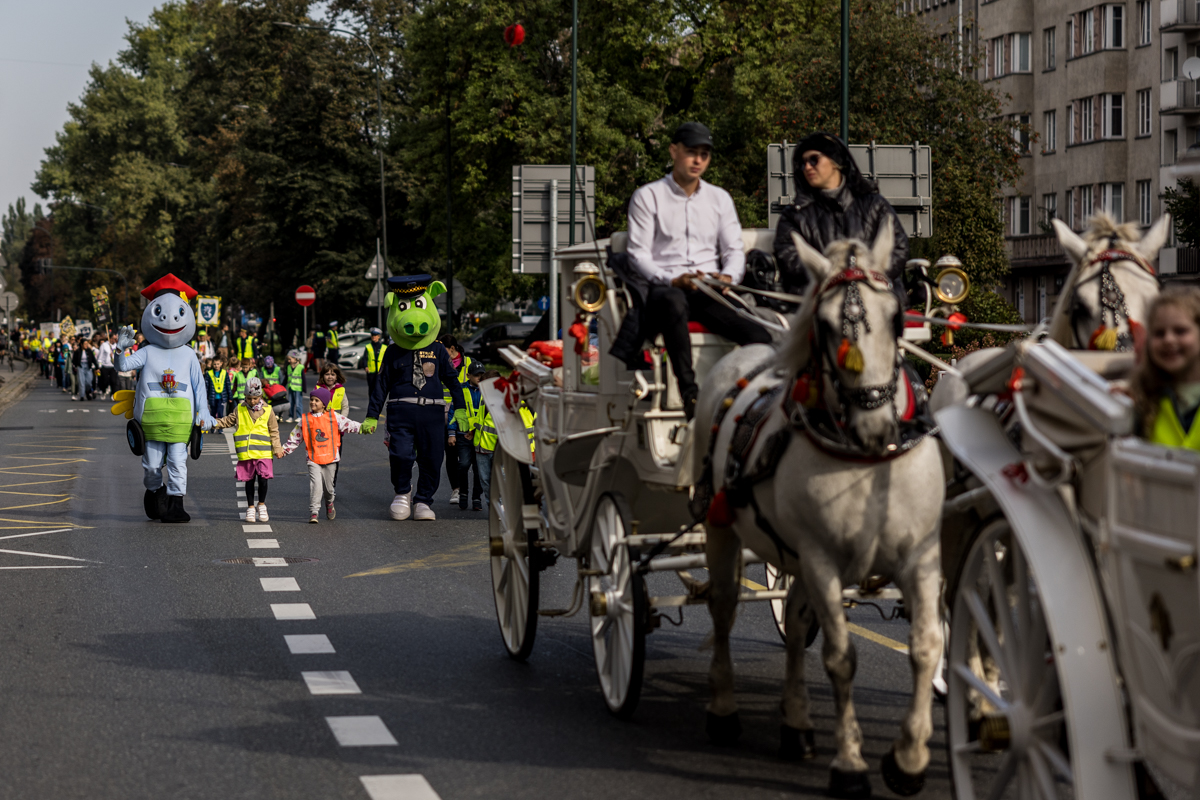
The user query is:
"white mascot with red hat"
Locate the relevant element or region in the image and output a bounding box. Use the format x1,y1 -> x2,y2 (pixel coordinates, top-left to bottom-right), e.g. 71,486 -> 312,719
113,274 -> 213,523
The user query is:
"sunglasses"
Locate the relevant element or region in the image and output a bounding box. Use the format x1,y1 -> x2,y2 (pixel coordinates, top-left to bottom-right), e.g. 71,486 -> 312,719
801,154 -> 825,168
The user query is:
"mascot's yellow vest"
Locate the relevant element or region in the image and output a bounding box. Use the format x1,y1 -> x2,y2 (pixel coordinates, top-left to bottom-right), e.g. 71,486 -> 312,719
234,405 -> 274,461
1150,397 -> 1200,453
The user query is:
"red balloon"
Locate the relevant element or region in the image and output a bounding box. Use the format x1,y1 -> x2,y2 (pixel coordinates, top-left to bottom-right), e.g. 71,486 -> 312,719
504,23 -> 525,47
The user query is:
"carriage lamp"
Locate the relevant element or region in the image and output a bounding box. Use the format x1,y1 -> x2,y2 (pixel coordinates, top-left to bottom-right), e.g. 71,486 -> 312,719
933,257 -> 970,305
571,261 -> 607,313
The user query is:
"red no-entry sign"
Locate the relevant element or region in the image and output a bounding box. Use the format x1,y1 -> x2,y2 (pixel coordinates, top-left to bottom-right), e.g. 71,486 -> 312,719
295,285 -> 316,307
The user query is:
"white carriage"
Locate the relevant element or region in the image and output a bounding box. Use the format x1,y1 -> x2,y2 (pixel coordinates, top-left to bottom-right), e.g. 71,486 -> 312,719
934,338 -> 1200,799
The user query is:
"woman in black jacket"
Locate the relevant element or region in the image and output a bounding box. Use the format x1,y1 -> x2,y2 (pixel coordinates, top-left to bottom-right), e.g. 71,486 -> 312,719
773,132 -> 909,299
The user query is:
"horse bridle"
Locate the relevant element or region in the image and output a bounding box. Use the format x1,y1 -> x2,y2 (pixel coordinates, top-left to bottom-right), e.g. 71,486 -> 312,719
1071,245 -> 1157,350
813,251 -> 901,417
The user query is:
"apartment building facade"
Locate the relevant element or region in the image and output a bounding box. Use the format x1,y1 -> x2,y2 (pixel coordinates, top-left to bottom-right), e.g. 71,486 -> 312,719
906,0 -> 1191,324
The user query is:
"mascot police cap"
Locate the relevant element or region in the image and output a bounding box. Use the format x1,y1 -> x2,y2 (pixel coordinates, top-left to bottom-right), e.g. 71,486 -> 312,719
140,273 -> 199,350
385,274 -> 445,350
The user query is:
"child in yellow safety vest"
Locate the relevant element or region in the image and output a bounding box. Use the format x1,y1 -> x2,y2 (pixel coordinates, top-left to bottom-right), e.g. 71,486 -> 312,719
208,377 -> 283,523
475,370 -> 536,511
1133,287 -> 1200,451
281,386 -> 363,523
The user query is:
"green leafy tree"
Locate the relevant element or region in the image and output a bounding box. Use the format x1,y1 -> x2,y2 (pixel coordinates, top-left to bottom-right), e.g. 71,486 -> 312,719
1,198 -> 43,308
1164,179 -> 1200,248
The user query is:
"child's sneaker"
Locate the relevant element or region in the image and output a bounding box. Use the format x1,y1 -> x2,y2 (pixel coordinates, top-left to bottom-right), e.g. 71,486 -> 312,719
245,505 -> 257,523
472,503 -> 483,512
326,501 -> 336,520
309,513 -> 318,524
413,502 -> 436,521
389,492 -> 411,520
256,503 -> 269,522
449,489 -> 460,505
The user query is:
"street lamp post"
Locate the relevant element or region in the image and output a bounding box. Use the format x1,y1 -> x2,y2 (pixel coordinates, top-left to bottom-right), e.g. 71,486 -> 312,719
274,21 -> 389,278
841,0 -> 849,143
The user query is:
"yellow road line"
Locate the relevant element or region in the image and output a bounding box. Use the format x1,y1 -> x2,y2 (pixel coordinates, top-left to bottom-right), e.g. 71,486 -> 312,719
0,498 -> 71,511
345,543 -> 489,578
743,576 -> 909,654
741,576 -> 768,590
0,518 -> 89,530
0,478 -> 76,489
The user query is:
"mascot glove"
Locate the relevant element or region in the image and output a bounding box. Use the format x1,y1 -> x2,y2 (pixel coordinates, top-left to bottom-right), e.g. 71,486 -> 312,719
361,418 -> 378,435
116,325 -> 137,351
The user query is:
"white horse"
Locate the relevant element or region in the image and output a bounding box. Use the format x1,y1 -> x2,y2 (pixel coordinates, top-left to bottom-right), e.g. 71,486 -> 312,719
694,221 -> 944,798
1049,212 -> 1169,351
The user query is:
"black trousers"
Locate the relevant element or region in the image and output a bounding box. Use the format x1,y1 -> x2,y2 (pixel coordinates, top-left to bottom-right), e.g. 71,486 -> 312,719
643,285 -> 773,397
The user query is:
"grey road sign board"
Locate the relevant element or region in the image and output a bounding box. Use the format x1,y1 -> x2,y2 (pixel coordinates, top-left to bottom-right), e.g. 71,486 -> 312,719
0,291 -> 17,310
512,165 -> 595,274
767,142 -> 933,237
366,283 -> 385,308
364,255 -> 392,281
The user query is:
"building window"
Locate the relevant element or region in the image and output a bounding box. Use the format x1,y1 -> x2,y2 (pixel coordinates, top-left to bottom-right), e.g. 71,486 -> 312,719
1066,188 -> 1076,228
1103,4 -> 1124,49
1067,17 -> 1076,58
1137,88 -> 1152,136
1036,276 -> 1047,321
1103,93 -> 1124,138
1167,47 -> 1179,81
1137,1 -> 1151,46
1045,27 -> 1056,69
1080,184 -> 1095,221
989,35 -> 1005,77
1043,109 -> 1057,152
1138,180 -> 1153,226
1013,113 -> 1031,153
1042,193 -> 1058,229
1082,9 -> 1096,54
1073,97 -> 1096,143
1166,129 -> 1179,165
1013,33 -> 1031,72
1102,183 -> 1124,220
1010,196 -> 1032,235
1017,279 -> 1026,319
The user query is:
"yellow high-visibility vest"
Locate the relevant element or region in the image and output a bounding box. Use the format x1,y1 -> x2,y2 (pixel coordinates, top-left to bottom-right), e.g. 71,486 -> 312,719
208,369 -> 226,394
1150,397 -> 1200,453
364,341 -> 388,373
237,336 -> 255,360
234,405 -> 274,461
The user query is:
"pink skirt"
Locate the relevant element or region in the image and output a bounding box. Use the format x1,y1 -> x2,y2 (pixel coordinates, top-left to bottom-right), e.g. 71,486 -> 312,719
236,458 -> 274,481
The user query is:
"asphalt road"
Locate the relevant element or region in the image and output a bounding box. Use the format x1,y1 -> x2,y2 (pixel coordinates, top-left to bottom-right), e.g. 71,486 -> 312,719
0,371 -> 953,800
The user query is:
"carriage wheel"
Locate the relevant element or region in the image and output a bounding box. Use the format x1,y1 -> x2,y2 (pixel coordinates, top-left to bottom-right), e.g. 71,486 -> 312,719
588,493 -> 647,719
947,517 -> 1073,800
489,449 -> 540,662
764,563 -> 819,647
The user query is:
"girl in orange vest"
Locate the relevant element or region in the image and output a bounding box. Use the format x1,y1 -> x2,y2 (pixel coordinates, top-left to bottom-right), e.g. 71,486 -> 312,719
280,386 -> 363,523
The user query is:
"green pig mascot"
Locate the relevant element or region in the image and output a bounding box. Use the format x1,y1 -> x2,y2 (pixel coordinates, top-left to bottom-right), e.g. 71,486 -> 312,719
363,274 -> 464,521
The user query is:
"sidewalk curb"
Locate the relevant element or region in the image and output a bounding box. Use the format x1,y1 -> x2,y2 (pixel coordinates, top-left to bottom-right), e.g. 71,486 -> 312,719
0,361 -> 37,420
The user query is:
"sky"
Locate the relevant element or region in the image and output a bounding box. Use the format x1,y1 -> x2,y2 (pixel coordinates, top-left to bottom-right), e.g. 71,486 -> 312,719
0,0 -> 165,218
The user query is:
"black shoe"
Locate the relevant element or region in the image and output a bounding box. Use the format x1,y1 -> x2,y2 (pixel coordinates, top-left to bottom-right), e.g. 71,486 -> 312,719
681,385 -> 699,421
459,498 -> 468,510
472,503 -> 483,511
161,494 -> 191,523
143,486 -> 167,520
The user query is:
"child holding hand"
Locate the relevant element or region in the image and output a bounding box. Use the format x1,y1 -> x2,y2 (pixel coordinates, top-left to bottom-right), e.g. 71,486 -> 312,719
210,377 -> 283,522
281,386 -> 363,523
1133,287 -> 1200,450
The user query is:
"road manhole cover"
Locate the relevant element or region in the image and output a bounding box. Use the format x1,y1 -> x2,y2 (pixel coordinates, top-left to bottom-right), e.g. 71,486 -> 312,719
215,557 -> 319,565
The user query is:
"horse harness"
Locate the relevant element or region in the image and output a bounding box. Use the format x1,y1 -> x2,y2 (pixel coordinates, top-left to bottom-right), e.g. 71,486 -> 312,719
1072,246 -> 1156,352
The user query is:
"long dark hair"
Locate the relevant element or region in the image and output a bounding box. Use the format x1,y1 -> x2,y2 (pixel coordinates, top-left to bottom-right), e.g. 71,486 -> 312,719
1131,287 -> 1200,432
792,131 -> 877,203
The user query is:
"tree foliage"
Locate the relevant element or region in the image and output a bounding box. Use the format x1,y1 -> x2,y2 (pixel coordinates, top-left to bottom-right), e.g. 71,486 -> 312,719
25,0 -> 1023,333
1164,178 -> 1200,248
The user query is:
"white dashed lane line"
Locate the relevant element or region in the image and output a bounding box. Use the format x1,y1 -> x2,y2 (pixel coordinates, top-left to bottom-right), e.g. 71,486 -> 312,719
360,775 -> 441,799
302,671 -> 361,695
253,557 -> 288,567
243,525 -> 272,533
326,716 -> 398,747
286,634 -> 334,654
260,577 -> 299,592
247,538 -> 278,549
271,603 -> 315,620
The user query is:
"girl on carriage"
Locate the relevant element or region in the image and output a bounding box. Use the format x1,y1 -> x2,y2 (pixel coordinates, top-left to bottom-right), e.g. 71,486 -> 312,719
1132,286 -> 1200,451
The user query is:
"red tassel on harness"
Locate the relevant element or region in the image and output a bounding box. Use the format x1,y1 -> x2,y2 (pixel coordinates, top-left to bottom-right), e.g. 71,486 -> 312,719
707,490 -> 735,527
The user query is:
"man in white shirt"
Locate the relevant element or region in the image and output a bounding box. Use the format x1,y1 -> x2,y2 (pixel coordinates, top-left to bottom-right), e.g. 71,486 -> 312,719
624,122 -> 771,418
98,333 -> 116,398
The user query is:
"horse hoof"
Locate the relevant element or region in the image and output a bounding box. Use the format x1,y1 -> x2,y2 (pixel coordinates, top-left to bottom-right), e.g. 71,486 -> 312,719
705,711 -> 742,746
829,767 -> 872,799
779,725 -> 816,760
881,747 -> 926,796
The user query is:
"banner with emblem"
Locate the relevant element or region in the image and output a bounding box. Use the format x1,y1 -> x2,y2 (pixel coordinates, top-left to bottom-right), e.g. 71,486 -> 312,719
196,296 -> 221,327
59,316 -> 76,338
90,286 -> 112,325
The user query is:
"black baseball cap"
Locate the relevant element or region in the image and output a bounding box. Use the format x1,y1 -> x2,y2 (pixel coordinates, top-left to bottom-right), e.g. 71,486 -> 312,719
671,122 -> 714,149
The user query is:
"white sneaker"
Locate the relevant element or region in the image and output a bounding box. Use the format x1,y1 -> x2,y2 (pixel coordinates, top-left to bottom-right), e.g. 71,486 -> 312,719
449,489 -> 460,504
413,502 -> 436,521
245,505 -> 257,523
257,503 -> 269,522
389,492 -> 411,520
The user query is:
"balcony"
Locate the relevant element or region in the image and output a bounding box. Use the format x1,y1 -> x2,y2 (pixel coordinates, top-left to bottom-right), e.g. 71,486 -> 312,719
1161,0 -> 1200,30
1161,79 -> 1200,114
1160,247 -> 1200,275
1007,234 -> 1069,268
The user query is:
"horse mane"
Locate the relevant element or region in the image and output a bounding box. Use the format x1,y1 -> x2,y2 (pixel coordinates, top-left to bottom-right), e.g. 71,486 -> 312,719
1048,212 -> 1141,344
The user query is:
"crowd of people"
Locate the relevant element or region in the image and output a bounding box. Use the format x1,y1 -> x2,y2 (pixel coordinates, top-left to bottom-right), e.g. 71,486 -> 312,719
16,327 -> 134,400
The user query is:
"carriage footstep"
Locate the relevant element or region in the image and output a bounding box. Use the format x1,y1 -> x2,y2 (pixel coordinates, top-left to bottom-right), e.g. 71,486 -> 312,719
705,711 -> 742,746
828,767 -> 872,799
880,747 -> 925,796
778,725 -> 815,760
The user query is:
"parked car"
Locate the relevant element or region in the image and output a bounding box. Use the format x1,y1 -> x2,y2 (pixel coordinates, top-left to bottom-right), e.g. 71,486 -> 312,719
335,332 -> 372,370
460,322 -> 536,365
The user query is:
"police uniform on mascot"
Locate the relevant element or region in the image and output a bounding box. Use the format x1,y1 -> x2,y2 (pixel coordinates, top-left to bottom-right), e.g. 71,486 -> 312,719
362,275 -> 464,522
111,274 -> 214,523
